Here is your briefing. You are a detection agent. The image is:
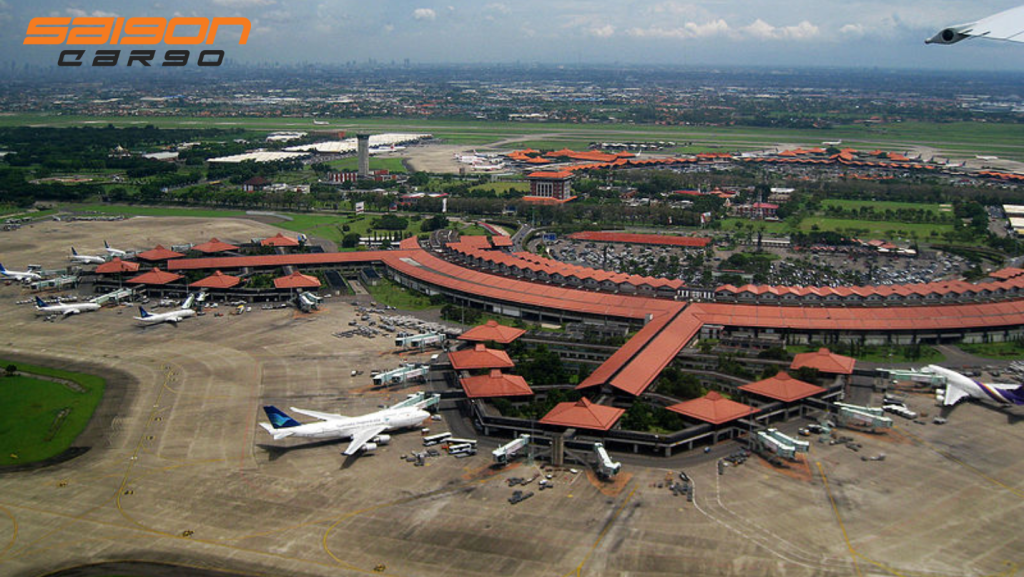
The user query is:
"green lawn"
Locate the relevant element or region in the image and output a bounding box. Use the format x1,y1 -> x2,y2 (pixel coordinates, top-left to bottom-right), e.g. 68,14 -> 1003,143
364,278 -> 437,311
323,157 -> 408,174
957,341 -> 1024,360
0,360 -> 106,466
798,217 -> 954,239
65,204 -> 248,219
822,199 -> 949,215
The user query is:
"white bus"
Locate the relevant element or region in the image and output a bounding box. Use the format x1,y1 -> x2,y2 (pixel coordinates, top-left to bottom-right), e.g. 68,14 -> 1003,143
448,443 -> 476,455
446,438 -> 477,447
423,432 -> 452,446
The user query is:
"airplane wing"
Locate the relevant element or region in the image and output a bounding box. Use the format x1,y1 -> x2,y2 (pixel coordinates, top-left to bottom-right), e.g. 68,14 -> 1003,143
943,383 -> 970,406
928,5 -> 1024,44
343,425 -> 387,456
288,407 -> 347,421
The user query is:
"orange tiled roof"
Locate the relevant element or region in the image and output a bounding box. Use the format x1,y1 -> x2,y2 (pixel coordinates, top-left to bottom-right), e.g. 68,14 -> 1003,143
273,271 -> 321,289
448,344 -> 515,371
789,348 -> 855,375
739,372 -> 825,402
190,270 -> 241,289
127,267 -> 183,286
460,370 -> 533,398
539,398 -> 624,431
95,257 -> 139,274
136,244 -> 184,261
191,238 -> 239,254
567,231 -> 711,248
667,391 -> 759,425
458,319 -> 526,344
261,233 -> 300,247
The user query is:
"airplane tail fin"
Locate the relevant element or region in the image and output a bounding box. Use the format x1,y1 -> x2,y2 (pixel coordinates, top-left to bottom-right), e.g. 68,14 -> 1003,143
0,263 -> 6,272
71,247 -> 79,256
35,296 -> 47,308
263,406 -> 301,429
138,306 -> 152,318
104,240 -> 110,249
1006,385 -> 1024,406
181,294 -> 195,309
259,422 -> 295,440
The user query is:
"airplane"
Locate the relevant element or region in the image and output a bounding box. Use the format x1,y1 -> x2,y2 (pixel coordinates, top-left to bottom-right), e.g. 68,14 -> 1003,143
0,263 -> 42,282
104,240 -> 128,258
927,4 -> 1024,45
369,144 -> 405,155
923,365 -> 1024,406
34,295 -> 100,317
312,120 -> 329,125
474,162 -> 505,172
69,247 -> 106,265
259,404 -> 430,455
133,294 -> 196,325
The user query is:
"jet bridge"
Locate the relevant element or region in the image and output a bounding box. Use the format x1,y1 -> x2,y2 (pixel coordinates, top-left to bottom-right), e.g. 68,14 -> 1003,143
878,368 -> 946,387
594,442 -> 621,479
390,392 -> 440,411
835,402 -> 892,432
492,434 -> 530,466
395,332 -> 446,350
373,363 -> 429,387
91,287 -> 134,305
753,428 -> 810,461
29,275 -> 78,291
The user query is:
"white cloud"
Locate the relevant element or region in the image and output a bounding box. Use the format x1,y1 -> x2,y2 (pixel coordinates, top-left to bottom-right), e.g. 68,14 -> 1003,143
626,19 -> 731,39
839,23 -> 865,36
383,24 -> 395,34
66,8 -> 119,18
588,24 -> 615,38
740,19 -> 819,40
413,8 -> 437,21
485,3 -> 511,15
211,0 -> 275,7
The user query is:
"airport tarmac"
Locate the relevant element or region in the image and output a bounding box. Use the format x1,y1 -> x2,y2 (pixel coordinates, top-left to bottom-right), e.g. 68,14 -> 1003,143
1,217 -> 1023,577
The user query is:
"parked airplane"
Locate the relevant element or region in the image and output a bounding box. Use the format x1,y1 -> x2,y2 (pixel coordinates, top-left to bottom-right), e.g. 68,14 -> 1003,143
104,240 -> 128,258
260,404 -> 430,455
369,144 -> 405,155
69,247 -> 106,265
34,296 -> 100,317
133,294 -> 196,325
927,4 -> 1024,45
923,365 -> 1024,406
312,120 -> 329,125
0,263 -> 42,282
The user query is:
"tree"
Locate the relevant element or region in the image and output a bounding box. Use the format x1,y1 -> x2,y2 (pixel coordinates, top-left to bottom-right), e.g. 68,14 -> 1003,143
341,232 -> 362,248
4,364 -> 15,377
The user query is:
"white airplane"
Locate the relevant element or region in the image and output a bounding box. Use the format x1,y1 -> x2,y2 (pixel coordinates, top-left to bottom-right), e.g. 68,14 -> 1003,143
313,120 -> 329,125
369,144 -> 405,155
474,162 -> 505,172
34,296 -> 100,317
133,294 -> 196,325
927,4 -> 1024,45
923,365 -> 1024,406
104,240 -> 128,258
69,247 -> 106,265
260,404 -> 430,455
0,263 -> 42,282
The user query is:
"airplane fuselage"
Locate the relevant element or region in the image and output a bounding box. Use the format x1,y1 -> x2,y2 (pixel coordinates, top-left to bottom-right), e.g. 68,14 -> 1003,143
134,309 -> 196,325
35,303 -> 100,316
272,408 -> 427,440
925,365 -> 1024,406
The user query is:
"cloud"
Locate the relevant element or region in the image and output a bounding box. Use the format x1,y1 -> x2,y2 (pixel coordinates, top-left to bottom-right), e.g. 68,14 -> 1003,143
413,8 -> 436,21
66,8 -> 119,18
740,19 -> 819,40
383,24 -> 395,34
211,0 -> 275,7
626,19 -> 731,39
485,3 -> 511,15
588,24 -> 615,38
839,23 -> 865,36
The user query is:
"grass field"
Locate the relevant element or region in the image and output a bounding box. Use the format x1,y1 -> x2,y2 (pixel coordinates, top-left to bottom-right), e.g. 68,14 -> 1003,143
957,341 -> 1024,360
364,278 -> 436,310
718,219 -> 792,234
797,217 -> 954,239
66,204 -> 249,219
469,182 -> 529,195
7,115 -> 1024,159
822,199 -> 950,215
0,360 -> 106,466
323,157 -> 408,173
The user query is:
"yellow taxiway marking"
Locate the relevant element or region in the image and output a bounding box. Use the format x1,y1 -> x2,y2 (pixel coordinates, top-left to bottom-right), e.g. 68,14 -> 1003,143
559,483 -> 636,577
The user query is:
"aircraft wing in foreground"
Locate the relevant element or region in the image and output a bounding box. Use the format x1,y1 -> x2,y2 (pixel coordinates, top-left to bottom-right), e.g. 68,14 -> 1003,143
927,4 -> 1024,44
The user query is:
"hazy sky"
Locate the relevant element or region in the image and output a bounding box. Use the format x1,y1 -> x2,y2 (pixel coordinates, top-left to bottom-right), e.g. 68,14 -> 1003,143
6,0 -> 1024,70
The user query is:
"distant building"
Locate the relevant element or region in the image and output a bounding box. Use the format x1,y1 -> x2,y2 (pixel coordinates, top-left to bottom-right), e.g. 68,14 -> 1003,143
242,176 -> 271,192
326,170 -> 398,184
525,171 -> 573,201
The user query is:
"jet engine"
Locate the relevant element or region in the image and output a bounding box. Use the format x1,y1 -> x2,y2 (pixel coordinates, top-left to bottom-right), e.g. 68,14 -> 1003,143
371,435 -> 391,445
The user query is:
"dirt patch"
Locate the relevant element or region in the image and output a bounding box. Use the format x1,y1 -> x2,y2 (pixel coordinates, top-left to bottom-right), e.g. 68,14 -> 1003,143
585,469 -> 633,496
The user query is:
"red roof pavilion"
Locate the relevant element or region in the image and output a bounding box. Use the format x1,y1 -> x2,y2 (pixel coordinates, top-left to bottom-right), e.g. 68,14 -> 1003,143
261,233 -> 300,247
539,398 -> 624,431
127,268 -> 183,286
790,348 -> 855,375
136,244 -> 184,262
448,344 -> 514,371
273,271 -> 321,289
491,235 -> 514,248
190,270 -> 241,290
191,238 -> 239,254
739,372 -> 825,403
667,392 -> 759,425
94,257 -> 140,275
458,320 -> 526,344
460,370 -> 533,398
